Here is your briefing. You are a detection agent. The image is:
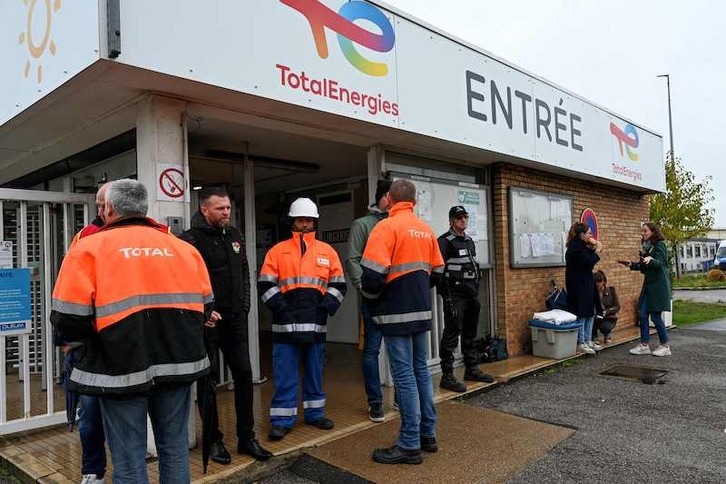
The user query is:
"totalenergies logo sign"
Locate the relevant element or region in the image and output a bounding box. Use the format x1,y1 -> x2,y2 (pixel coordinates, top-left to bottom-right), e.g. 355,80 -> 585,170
610,121 -> 642,182
281,0 -> 395,77
609,122 -> 639,161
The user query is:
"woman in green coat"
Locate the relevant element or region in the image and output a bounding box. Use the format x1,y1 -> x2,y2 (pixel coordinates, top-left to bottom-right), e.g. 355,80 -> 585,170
617,222 -> 672,356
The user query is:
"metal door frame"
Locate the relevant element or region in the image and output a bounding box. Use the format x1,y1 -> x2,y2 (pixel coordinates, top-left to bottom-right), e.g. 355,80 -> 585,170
0,189 -> 94,436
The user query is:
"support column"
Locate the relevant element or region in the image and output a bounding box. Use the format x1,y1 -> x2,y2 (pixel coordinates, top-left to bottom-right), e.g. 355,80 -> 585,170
135,96 -> 195,449
136,96 -> 189,228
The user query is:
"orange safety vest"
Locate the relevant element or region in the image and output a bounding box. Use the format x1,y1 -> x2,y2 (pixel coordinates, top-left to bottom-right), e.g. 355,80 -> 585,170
258,231 -> 347,344
360,201 -> 444,336
51,217 -> 212,394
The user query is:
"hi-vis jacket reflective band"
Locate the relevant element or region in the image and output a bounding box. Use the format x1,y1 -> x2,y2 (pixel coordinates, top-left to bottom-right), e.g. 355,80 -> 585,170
50,217 -> 212,394
52,220 -> 213,332
258,231 -> 346,343
360,201 -> 444,336
361,201 -> 444,285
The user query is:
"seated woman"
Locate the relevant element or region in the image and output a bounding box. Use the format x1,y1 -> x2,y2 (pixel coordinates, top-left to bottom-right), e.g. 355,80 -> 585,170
593,270 -> 620,344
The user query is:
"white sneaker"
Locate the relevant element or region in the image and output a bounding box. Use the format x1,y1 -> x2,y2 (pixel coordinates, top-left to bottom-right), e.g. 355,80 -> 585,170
578,343 -> 596,354
652,345 -> 672,357
629,344 -> 651,355
588,341 -> 603,352
81,475 -> 105,484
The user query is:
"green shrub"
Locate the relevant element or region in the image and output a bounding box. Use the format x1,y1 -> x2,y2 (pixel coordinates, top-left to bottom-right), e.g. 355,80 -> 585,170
705,269 -> 726,282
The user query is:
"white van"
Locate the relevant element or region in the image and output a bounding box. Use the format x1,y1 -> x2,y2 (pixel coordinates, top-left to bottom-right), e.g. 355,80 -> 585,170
714,240 -> 726,270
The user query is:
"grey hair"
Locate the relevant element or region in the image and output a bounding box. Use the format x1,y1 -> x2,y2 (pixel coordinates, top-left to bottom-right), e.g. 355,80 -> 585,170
106,179 -> 148,218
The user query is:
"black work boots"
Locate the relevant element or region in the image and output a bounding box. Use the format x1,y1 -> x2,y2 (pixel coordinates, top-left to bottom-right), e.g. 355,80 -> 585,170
439,373 -> 466,393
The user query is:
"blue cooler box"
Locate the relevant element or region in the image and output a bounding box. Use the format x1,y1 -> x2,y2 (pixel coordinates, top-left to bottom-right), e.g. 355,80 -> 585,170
528,320 -> 581,359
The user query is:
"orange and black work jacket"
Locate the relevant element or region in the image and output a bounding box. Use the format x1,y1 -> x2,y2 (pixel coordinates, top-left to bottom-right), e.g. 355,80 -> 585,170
258,231 -> 346,344
360,201 -> 445,336
50,217 -> 213,395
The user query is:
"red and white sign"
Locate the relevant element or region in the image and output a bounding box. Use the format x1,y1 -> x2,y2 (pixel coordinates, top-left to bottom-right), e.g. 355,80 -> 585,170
156,163 -> 187,202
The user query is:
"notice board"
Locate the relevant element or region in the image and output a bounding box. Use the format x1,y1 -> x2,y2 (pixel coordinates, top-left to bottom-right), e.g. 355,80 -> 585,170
392,173 -> 491,268
508,187 -> 572,268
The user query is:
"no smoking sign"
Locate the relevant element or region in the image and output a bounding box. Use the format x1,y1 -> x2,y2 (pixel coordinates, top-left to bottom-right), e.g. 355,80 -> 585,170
156,163 -> 188,202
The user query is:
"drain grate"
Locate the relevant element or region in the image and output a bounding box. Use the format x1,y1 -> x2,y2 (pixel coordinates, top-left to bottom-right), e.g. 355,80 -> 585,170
600,364 -> 669,384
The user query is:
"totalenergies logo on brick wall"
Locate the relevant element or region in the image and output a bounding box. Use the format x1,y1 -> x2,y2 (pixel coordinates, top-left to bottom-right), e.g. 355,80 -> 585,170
281,0 -> 395,77
609,122 -> 639,161
17,0 -> 62,84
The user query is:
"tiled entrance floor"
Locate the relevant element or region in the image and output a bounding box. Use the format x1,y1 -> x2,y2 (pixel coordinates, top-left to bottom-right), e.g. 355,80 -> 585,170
1,326 -> 642,483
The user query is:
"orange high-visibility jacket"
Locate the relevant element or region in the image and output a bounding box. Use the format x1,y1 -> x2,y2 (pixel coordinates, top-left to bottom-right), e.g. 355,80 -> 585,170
360,201 -> 444,336
50,217 -> 213,395
258,231 -> 346,344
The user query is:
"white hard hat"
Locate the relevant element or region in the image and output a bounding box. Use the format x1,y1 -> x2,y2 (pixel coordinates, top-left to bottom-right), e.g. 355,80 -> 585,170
288,197 -> 319,218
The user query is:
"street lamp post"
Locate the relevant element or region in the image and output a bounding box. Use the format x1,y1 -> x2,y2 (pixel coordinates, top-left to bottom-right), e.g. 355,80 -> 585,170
657,74 -> 675,162
657,73 -> 681,278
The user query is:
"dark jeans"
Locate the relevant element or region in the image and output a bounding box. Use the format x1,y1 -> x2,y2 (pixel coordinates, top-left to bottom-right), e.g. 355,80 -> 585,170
592,317 -> 617,339
639,294 -> 669,344
440,297 -> 480,373
79,394 -> 106,477
197,312 -> 255,443
361,301 -> 384,405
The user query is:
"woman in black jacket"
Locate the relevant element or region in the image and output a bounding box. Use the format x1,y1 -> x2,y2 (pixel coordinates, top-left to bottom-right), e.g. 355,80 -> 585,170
565,222 -> 603,354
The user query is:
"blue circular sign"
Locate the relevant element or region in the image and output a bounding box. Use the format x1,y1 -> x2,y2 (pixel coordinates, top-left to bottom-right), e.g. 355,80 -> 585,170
581,208 -> 599,241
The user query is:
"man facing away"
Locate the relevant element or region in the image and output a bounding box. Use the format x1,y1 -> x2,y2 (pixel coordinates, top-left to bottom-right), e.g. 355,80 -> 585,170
361,179 -> 445,465
51,179 -> 212,484
258,198 -> 347,441
345,180 -> 391,422
59,181 -> 111,484
438,205 -> 494,393
179,187 -> 272,462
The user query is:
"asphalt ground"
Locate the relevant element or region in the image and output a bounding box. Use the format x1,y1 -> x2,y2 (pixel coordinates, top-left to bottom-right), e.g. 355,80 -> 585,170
469,324 -> 726,483
258,324 -> 726,483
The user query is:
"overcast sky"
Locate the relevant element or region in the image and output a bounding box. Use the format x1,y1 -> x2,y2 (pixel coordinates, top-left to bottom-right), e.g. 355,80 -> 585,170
385,0 -> 725,227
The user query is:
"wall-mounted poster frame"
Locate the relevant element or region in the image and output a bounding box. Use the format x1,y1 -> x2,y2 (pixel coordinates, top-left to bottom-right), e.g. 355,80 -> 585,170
390,171 -> 492,269
508,187 -> 573,268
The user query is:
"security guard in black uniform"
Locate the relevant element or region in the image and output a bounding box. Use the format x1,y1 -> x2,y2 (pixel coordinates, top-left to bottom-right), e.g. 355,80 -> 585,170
438,206 -> 494,393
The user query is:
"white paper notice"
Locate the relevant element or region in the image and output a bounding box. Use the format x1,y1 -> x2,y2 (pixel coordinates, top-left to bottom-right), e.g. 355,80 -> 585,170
0,241 -> 13,269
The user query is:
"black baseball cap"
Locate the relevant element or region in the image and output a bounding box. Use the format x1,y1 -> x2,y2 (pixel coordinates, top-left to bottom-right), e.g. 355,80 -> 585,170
449,205 -> 468,218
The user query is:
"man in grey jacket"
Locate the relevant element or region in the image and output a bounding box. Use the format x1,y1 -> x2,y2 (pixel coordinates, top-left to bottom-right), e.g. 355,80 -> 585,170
345,180 -> 391,422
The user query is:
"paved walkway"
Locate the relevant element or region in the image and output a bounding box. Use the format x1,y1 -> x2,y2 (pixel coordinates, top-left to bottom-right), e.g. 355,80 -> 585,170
258,325 -> 726,483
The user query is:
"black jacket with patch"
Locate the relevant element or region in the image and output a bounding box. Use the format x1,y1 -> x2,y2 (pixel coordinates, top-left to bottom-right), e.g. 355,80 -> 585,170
180,211 -> 251,315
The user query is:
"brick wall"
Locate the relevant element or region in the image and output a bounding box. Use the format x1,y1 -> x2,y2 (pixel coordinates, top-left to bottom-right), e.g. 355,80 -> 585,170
491,163 -> 650,355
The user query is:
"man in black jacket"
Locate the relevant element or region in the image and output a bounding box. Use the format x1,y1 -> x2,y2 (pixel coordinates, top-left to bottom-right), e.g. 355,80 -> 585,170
438,206 -> 494,393
180,187 -> 271,462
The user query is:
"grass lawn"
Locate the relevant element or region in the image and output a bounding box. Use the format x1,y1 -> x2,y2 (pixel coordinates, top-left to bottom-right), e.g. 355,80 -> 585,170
673,274 -> 726,289
672,300 -> 726,327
